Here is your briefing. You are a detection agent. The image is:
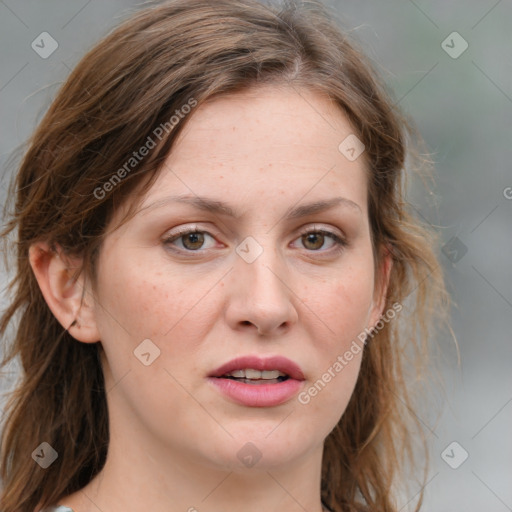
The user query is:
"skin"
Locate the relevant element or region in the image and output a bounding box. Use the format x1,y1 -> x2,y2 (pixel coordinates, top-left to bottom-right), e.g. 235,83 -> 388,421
30,84 -> 390,512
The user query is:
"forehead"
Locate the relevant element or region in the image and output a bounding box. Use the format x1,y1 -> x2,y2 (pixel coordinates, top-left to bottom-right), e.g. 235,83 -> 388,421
167,84 -> 359,170
121,85 -> 369,225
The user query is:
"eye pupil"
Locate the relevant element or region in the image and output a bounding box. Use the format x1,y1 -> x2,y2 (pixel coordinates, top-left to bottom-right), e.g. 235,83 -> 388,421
168,230 -> 340,253
183,232 -> 205,250
302,232 -> 324,250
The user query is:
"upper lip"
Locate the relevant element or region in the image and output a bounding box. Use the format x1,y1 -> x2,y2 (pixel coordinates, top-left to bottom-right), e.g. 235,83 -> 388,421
209,355 -> 305,381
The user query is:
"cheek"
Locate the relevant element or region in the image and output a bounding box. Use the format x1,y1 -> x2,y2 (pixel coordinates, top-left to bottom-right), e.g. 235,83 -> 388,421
295,259 -> 374,424
96,263 -> 175,339
298,282 -> 369,434
304,264 -> 375,347
334,273 -> 374,337
93,248 -> 222,368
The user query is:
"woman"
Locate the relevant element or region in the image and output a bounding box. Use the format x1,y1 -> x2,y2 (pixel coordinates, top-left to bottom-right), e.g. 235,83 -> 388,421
0,1 -> 449,511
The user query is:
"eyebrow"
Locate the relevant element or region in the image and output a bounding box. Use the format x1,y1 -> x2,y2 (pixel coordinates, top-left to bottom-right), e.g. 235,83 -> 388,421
140,194 -> 362,219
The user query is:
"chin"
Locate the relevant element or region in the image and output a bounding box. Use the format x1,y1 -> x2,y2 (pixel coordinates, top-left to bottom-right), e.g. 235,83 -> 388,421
202,432 -> 316,473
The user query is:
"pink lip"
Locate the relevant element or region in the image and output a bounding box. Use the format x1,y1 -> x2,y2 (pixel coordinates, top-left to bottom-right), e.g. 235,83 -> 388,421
208,355 -> 305,408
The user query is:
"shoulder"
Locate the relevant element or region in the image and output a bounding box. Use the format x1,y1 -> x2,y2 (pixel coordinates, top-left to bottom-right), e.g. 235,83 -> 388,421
39,507 -> 75,512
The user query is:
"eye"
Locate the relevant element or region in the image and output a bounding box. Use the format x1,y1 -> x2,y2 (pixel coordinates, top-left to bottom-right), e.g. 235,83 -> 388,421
163,228 -> 217,251
292,228 -> 347,253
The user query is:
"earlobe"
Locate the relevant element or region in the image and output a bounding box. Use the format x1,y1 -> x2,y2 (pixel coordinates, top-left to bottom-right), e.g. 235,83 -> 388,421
368,249 -> 394,329
28,241 -> 101,343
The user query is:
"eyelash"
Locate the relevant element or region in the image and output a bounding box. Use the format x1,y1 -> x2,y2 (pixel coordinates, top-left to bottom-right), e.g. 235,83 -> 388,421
294,227 -> 348,254
162,225 -> 348,256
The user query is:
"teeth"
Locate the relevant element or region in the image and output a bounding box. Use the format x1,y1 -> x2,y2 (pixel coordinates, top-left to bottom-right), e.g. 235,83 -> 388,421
246,368 -> 263,379
261,370 -> 285,379
223,369 -> 287,379
228,369 -> 246,378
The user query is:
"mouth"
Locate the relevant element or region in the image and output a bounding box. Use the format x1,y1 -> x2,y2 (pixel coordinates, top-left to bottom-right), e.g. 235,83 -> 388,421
208,355 -> 305,407
218,368 -> 290,385
209,355 -> 305,381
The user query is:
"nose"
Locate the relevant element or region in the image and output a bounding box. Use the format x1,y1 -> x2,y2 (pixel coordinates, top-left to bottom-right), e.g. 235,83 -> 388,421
224,246 -> 298,336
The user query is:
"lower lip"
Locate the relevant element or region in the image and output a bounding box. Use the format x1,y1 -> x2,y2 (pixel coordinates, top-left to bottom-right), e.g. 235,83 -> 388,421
208,377 -> 304,407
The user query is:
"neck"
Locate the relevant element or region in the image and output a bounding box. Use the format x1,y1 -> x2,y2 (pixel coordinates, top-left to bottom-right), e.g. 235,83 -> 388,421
62,419 -> 327,512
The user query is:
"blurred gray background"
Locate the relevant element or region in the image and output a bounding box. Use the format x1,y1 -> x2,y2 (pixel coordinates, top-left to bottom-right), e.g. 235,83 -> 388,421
0,1 -> 511,510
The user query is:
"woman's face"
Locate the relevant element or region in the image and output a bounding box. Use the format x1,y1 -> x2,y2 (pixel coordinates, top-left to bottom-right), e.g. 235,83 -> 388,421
89,85 -> 388,472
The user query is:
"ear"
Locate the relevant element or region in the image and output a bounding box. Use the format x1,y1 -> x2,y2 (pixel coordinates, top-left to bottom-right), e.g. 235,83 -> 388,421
368,246 -> 394,329
28,241 -> 100,343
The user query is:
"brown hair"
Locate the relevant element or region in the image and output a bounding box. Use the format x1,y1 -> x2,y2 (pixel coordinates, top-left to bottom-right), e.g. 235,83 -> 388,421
0,1 -> 449,510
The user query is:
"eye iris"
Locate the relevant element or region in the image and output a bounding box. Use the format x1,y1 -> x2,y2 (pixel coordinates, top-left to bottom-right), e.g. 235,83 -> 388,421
183,232 -> 204,250
302,232 -> 324,250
